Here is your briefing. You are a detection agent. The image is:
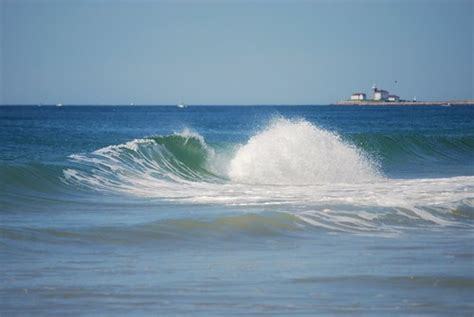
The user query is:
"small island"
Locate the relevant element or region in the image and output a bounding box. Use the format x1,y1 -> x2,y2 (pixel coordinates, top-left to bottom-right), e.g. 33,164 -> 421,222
334,85 -> 474,106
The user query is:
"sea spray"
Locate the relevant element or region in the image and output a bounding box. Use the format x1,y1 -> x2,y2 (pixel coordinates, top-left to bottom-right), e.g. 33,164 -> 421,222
228,118 -> 381,184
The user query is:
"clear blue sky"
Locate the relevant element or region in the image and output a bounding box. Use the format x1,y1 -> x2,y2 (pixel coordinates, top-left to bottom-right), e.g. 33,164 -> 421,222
1,0 -> 473,105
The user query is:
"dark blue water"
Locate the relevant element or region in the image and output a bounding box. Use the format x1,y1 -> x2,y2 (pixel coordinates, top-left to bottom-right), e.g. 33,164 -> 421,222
1,105 -> 473,315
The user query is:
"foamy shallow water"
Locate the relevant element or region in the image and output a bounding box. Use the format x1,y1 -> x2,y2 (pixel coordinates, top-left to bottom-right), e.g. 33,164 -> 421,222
1,106 -> 473,315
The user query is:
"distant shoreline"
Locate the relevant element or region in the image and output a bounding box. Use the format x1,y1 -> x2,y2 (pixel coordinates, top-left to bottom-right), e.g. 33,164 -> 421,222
334,100 -> 474,106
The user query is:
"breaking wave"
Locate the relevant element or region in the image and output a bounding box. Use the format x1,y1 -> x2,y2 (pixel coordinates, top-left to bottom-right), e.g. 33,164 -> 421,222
1,118 -> 473,236
53,118 -> 474,234
64,118 -> 381,191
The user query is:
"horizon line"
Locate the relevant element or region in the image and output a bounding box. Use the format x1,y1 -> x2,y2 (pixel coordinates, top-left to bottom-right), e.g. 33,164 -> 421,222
0,104 -> 332,107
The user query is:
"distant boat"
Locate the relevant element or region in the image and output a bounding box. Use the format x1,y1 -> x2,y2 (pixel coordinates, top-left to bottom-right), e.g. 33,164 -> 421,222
56,103 -> 63,107
177,103 -> 186,108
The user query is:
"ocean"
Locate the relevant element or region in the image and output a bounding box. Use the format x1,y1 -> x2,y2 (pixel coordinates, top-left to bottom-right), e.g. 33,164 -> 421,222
1,105 -> 473,316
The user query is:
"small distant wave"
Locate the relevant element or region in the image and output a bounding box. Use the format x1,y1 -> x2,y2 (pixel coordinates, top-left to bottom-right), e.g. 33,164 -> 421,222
350,133 -> 474,167
0,212 -> 304,245
2,198 -> 474,246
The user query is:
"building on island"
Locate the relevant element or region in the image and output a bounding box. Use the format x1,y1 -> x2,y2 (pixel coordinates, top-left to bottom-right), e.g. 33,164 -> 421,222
350,93 -> 366,101
373,85 -> 389,101
347,84 -> 404,103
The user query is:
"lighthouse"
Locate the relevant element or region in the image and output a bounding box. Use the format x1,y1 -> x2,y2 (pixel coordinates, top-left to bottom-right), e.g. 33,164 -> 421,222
372,84 -> 389,101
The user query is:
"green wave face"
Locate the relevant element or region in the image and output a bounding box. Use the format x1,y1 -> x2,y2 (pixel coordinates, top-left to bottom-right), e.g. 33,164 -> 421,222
151,135 -> 210,171
64,132 -> 223,187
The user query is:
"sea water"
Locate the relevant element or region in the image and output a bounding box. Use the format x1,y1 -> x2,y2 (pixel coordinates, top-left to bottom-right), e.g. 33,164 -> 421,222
1,105 -> 473,315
